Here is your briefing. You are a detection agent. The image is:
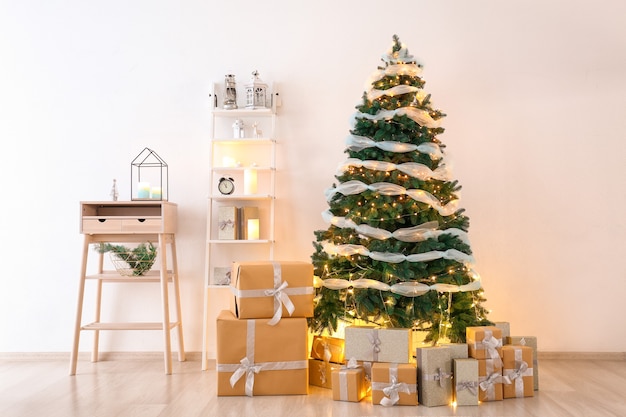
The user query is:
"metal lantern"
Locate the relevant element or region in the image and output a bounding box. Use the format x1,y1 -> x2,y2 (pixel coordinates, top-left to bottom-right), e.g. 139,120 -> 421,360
245,70 -> 268,109
223,74 -> 238,110
131,147 -> 168,201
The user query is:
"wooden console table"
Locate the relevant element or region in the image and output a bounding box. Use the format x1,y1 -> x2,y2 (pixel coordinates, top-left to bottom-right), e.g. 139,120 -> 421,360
69,201 -> 185,375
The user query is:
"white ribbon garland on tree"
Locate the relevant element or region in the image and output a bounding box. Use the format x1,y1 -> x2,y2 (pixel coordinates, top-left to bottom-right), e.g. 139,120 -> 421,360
345,134 -> 443,160
324,180 -> 459,217
367,85 -> 428,102
336,158 -> 451,181
315,276 -> 481,297
321,210 -> 470,245
321,240 -> 474,265
351,106 -> 442,129
367,63 -> 423,86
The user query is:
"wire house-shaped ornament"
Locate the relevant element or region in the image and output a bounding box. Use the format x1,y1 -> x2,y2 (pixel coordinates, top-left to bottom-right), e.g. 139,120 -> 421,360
131,147 -> 168,201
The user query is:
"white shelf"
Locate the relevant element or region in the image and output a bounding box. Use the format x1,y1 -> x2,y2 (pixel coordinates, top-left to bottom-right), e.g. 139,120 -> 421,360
203,82 -> 280,371
211,108 -> 274,117
207,239 -> 273,244
209,194 -> 274,201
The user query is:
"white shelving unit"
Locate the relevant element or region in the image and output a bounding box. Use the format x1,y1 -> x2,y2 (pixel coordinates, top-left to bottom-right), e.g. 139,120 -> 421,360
201,83 -> 280,370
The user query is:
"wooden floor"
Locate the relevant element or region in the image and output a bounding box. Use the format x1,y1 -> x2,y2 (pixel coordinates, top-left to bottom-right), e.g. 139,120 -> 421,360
1,354 -> 625,417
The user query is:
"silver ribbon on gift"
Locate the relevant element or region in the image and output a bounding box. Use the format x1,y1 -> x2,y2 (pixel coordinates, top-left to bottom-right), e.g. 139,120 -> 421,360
502,347 -> 533,397
367,329 -> 382,361
338,357 -> 361,401
216,319 -> 308,397
219,219 -> 234,230
371,364 -> 416,407
230,261 -> 313,326
456,380 -> 479,396
318,361 -> 327,385
423,367 -> 453,388
476,330 -> 503,367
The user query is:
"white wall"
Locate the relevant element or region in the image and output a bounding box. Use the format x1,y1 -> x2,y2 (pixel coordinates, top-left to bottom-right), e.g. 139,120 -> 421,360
1,0 -> 625,356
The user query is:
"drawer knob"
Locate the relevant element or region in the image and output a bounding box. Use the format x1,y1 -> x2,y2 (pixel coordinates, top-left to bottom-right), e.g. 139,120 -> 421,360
98,219 -> 106,223
138,219 -> 146,223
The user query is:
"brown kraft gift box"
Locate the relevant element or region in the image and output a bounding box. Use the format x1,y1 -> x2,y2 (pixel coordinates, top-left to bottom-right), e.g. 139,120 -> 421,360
506,335 -> 539,390
216,310 -> 308,396
230,261 -> 314,324
371,362 -> 418,406
478,358 -> 503,402
502,345 -> 534,398
466,326 -> 503,364
331,361 -> 367,402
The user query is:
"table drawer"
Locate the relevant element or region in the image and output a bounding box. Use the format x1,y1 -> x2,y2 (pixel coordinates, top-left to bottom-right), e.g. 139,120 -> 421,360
82,219 -> 122,234
121,218 -> 163,233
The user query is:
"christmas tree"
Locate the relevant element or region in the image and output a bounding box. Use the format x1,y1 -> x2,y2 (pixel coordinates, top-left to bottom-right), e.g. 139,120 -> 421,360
310,35 -> 491,343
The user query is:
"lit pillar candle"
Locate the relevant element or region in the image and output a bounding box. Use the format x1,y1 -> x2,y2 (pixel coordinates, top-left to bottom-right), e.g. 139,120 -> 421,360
138,181 -> 151,199
150,186 -> 162,199
243,167 -> 258,195
222,156 -> 236,167
247,219 -> 260,240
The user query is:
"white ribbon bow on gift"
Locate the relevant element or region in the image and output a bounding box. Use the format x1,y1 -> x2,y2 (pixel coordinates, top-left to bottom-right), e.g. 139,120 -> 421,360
479,372 -> 503,392
481,331 -> 503,366
367,330 -> 382,361
264,280 -> 295,326
230,357 -> 262,397
380,375 -> 410,407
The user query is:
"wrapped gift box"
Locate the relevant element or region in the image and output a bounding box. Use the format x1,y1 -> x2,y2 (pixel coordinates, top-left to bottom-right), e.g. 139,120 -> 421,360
310,335 -> 345,364
416,346 -> 453,407
506,336 -> 539,390
218,206 -> 238,240
371,362 -> 418,406
344,326 -> 412,363
439,342 -> 468,360
453,358 -> 479,406
494,322 -> 511,339
331,360 -> 367,402
216,310 -> 308,396
502,345 -> 534,398
230,261 -> 314,325
309,358 -> 342,389
466,326 -> 503,364
478,358 -> 503,402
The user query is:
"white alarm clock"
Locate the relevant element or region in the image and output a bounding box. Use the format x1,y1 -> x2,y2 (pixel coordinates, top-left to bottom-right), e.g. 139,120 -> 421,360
218,177 -> 235,195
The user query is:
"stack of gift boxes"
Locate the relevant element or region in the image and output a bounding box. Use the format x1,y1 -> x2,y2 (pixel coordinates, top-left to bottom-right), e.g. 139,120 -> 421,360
216,261 -> 314,396
215,266 -> 538,407
316,322 -> 537,407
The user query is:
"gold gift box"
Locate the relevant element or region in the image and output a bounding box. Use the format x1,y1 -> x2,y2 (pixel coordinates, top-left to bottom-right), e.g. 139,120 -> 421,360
416,346 -> 453,407
216,310 -> 309,396
506,335 -> 539,390
438,342 -> 468,360
344,326 -> 412,363
230,261 -> 314,323
478,358 -> 503,402
466,326 -> 503,360
331,364 -> 367,402
502,345 -> 534,398
371,363 -> 418,406
310,335 -> 345,364
453,358 -> 479,406
309,358 -> 342,389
